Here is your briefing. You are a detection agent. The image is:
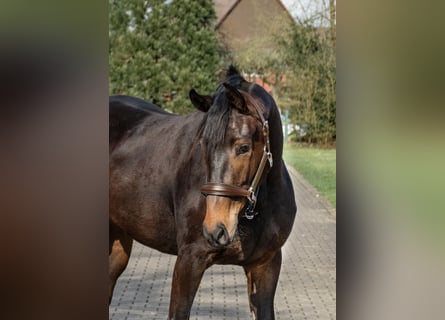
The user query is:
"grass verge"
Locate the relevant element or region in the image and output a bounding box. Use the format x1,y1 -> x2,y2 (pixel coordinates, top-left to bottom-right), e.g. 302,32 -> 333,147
282,143 -> 336,208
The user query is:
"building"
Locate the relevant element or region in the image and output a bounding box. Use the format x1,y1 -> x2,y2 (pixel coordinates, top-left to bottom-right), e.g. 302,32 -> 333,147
213,0 -> 295,92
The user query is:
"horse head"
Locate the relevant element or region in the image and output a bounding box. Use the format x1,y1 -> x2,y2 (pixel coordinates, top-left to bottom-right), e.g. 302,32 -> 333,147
190,76 -> 273,248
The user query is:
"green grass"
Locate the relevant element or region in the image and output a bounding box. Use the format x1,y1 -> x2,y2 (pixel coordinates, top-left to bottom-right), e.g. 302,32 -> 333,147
283,143 -> 336,208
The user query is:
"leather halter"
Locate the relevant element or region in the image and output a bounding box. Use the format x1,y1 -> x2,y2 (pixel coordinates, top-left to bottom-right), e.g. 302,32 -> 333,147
200,97 -> 273,220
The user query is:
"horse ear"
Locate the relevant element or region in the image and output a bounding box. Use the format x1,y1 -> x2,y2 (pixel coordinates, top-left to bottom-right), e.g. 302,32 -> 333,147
223,83 -> 247,114
189,89 -> 212,112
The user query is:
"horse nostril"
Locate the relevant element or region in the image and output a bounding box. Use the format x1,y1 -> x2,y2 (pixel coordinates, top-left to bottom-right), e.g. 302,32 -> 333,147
214,224 -> 229,246
215,225 -> 225,241
203,223 -> 230,247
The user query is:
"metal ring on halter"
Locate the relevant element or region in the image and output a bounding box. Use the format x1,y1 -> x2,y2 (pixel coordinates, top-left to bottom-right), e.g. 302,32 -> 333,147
241,188 -> 258,219
243,198 -> 258,220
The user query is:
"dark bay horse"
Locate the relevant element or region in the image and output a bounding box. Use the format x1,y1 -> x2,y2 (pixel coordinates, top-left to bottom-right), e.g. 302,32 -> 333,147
109,67 -> 297,319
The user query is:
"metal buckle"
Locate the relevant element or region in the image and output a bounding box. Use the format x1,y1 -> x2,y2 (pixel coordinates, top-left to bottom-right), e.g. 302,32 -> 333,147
263,121 -> 269,134
265,148 -> 273,168
262,121 -> 273,168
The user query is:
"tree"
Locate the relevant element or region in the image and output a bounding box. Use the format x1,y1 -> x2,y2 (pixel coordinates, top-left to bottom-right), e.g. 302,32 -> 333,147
109,0 -> 222,114
218,0 -> 336,144
273,1 -> 336,145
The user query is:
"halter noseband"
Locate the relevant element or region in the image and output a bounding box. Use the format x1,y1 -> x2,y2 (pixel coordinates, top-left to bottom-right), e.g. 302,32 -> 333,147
200,98 -> 273,220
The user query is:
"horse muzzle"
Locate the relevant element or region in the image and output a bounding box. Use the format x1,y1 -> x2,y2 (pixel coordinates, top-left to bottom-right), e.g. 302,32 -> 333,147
201,195 -> 241,247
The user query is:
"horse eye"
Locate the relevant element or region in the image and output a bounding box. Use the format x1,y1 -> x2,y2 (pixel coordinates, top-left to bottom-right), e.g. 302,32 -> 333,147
236,144 -> 250,156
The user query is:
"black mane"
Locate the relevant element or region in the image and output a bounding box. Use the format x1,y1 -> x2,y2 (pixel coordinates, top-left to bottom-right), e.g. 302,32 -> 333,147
201,66 -> 248,152
223,65 -> 246,89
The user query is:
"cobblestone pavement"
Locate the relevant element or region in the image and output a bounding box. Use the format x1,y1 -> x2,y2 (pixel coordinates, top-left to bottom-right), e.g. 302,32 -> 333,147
109,166 -> 336,319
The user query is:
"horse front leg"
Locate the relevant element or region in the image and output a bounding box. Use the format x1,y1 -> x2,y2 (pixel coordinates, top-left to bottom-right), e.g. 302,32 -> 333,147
168,245 -> 208,320
243,249 -> 282,320
109,222 -> 133,304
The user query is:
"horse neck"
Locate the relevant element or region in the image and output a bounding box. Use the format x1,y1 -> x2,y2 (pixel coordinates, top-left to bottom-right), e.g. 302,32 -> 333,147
267,105 -> 284,162
180,111 -> 207,161
169,111 -> 208,186
242,82 -> 283,166
256,103 -> 286,191
186,110 -> 207,138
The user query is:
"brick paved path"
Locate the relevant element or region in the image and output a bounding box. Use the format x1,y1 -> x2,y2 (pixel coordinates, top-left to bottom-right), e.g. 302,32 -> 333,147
109,166 -> 336,319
